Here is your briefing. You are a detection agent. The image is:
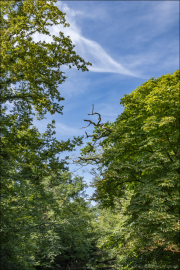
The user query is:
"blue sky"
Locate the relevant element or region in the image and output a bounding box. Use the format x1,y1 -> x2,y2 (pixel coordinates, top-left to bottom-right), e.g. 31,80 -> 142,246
33,0 -> 179,200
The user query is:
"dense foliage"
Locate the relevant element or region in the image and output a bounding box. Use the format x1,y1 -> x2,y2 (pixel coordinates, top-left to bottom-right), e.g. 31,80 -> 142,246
80,70 -> 180,269
0,1 -> 114,269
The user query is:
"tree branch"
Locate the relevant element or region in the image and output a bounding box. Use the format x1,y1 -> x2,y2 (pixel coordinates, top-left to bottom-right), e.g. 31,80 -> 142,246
2,94 -> 34,103
166,152 -> 174,163
77,156 -> 101,164
81,106 -> 114,143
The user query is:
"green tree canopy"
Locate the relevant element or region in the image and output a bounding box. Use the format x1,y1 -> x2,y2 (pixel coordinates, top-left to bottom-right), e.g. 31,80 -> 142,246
1,0 -> 91,118
1,1 -> 117,269
80,70 -> 180,268
0,1 -> 101,269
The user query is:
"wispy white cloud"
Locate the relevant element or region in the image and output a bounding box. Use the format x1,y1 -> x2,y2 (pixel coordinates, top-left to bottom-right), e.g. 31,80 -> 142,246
34,1 -> 179,79
55,2 -> 139,77
31,1 -> 178,95
73,35 -> 137,76
55,1 -> 178,78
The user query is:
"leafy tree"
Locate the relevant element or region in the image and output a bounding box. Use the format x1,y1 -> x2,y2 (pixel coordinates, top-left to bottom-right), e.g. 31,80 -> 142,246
79,70 -> 180,268
0,0 -> 95,269
1,1 -> 117,268
1,0 -> 91,186
1,123 -> 84,269
1,0 -> 91,118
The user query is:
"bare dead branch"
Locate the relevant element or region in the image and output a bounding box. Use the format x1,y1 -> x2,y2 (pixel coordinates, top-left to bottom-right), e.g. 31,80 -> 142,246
77,107 -> 115,166
80,121 -> 92,129
84,119 -> 100,127
81,107 -> 114,142
88,111 -> 102,125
